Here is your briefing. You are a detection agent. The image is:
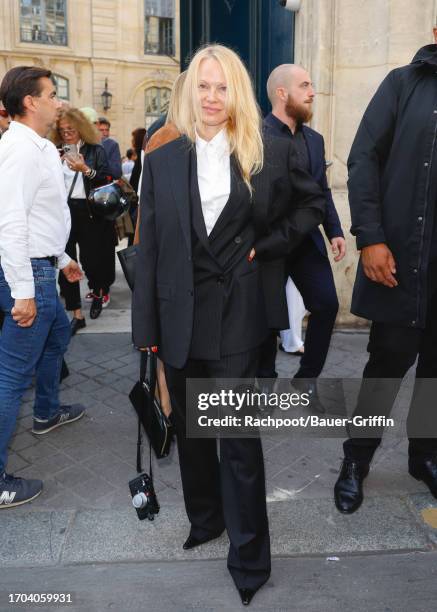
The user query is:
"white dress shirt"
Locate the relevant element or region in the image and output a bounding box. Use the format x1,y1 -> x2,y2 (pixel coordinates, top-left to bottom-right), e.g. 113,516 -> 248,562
62,153 -> 86,199
195,128 -> 231,235
0,121 -> 71,299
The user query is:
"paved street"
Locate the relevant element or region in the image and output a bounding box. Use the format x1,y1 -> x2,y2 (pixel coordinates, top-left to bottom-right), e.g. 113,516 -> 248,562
1,258 -> 437,610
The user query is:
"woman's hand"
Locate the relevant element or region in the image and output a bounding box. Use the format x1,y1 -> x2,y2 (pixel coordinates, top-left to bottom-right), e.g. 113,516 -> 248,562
66,153 -> 89,174
138,346 -> 158,353
248,248 -> 256,262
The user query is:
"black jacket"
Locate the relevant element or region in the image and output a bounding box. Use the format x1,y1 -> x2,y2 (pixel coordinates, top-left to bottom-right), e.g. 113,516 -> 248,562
348,45 -> 437,328
79,142 -> 111,198
132,135 -> 325,368
263,114 -> 344,255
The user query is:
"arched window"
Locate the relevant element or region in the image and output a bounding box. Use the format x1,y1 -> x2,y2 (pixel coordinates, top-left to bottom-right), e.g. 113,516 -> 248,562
52,74 -> 69,100
145,87 -> 171,129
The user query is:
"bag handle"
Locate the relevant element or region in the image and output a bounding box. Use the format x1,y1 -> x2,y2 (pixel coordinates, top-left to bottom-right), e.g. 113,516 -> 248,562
67,171 -> 79,201
136,351 -> 157,481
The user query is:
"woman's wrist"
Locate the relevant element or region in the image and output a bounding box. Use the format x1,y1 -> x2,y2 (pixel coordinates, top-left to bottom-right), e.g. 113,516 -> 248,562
83,166 -> 96,179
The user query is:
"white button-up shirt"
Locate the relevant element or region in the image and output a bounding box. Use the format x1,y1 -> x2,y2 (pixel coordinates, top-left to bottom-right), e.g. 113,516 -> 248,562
0,121 -> 71,299
195,128 -> 231,235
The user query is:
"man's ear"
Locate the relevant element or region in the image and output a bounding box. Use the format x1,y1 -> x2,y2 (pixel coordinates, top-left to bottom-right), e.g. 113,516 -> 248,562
276,87 -> 288,103
433,27 -> 437,44
22,94 -> 35,115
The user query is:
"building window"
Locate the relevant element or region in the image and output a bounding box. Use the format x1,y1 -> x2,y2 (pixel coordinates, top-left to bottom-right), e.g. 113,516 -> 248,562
144,0 -> 175,56
20,0 -> 68,46
52,74 -> 69,100
145,87 -> 171,128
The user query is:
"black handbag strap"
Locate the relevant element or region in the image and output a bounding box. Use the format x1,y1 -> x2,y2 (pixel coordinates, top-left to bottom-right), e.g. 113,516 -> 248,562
136,350 -> 157,480
67,171 -> 79,201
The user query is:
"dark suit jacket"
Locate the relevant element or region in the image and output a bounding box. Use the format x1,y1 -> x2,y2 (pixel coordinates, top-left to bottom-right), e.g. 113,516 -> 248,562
101,137 -> 122,179
132,135 -> 325,368
263,114 -> 343,255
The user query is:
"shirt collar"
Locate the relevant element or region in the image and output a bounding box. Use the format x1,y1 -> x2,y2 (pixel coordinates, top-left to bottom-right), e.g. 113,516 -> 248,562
9,120 -> 48,150
265,112 -> 303,137
195,127 -> 229,157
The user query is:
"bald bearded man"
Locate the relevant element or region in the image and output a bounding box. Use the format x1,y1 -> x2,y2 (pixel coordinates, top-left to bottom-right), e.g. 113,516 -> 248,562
257,64 -> 345,409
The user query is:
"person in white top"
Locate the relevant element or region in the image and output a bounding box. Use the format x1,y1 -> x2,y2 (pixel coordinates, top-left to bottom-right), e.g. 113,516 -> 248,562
0,66 -> 85,509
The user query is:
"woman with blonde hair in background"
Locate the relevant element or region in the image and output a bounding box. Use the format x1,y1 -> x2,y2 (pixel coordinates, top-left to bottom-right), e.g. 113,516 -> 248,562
51,108 -> 111,332
133,70 -> 187,418
132,44 -> 325,604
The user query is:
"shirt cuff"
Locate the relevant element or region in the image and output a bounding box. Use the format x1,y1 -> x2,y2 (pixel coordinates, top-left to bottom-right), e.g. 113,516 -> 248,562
58,252 -> 72,269
10,281 -> 35,300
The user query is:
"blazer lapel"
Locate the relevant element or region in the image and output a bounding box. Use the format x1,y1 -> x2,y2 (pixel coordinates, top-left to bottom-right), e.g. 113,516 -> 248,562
208,156 -> 246,242
189,149 -> 214,256
168,136 -> 192,253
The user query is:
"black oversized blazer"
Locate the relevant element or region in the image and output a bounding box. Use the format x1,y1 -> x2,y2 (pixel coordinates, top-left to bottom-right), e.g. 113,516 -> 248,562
132,134 -> 325,368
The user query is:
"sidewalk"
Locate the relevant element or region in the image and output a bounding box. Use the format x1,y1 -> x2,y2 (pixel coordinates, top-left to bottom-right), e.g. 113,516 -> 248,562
1,261 -> 437,610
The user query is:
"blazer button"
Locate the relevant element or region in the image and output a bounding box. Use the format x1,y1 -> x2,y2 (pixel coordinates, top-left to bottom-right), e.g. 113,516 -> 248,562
234,236 -> 242,244
217,275 -> 225,284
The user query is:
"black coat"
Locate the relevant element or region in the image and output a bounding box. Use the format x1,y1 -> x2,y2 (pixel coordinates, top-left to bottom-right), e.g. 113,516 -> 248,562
79,142 -> 111,198
348,44 -> 437,328
132,135 -> 325,367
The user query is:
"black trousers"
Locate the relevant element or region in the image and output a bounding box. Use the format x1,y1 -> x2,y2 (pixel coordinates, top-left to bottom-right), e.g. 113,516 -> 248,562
164,348 -> 271,592
59,199 -> 116,311
258,237 -> 338,378
344,259 -> 437,463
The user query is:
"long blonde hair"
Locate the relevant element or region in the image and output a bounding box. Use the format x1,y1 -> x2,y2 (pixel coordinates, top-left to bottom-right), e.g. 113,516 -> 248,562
50,108 -> 100,146
166,71 -> 187,128
178,44 -> 263,191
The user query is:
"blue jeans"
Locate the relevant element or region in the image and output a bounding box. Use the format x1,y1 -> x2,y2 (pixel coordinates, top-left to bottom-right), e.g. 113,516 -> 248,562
0,260 -> 71,473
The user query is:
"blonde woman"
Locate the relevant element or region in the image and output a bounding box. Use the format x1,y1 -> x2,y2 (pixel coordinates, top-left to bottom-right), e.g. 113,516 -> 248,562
51,109 -> 111,330
132,45 -> 325,605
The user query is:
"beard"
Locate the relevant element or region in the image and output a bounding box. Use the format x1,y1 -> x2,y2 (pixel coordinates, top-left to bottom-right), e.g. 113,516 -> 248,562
284,95 -> 313,124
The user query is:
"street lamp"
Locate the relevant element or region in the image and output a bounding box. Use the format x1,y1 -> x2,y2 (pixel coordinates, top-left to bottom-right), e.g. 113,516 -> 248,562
101,78 -> 113,111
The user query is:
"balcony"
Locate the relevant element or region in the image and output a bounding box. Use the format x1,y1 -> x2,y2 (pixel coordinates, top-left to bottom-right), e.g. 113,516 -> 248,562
20,28 -> 68,46
144,40 -> 175,56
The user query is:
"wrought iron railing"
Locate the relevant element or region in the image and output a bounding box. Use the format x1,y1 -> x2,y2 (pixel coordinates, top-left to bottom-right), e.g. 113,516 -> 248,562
20,28 -> 68,46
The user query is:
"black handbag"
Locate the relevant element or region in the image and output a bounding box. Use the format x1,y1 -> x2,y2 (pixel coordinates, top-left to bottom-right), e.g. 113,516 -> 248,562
129,351 -> 172,462
117,244 -> 137,291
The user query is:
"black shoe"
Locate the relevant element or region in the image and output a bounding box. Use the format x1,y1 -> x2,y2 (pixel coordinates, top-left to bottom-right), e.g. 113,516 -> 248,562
409,456 -> 437,498
279,343 -> 304,356
182,529 -> 224,550
291,378 -> 325,414
0,472 -> 43,509
239,589 -> 256,606
32,404 -> 85,435
90,295 -> 103,319
334,459 -> 369,514
70,317 -> 86,336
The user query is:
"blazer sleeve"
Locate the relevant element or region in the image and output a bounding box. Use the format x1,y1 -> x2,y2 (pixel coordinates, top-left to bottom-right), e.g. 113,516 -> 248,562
131,155 -> 159,348
348,70 -> 399,250
255,143 -> 326,260
90,144 -> 111,186
318,136 -> 344,240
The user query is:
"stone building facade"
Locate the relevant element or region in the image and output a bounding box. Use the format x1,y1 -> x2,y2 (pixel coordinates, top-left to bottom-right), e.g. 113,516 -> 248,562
0,0 -> 181,154
294,0 -> 437,324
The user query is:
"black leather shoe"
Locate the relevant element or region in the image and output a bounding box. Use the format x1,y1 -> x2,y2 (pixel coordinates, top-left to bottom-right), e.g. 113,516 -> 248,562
239,589 -> 256,606
409,457 -> 437,498
90,296 -> 103,320
182,530 -> 224,550
334,459 -> 369,514
70,317 -> 86,336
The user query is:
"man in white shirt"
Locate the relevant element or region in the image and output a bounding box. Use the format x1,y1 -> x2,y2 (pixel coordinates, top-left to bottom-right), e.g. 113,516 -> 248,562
0,66 -> 85,509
